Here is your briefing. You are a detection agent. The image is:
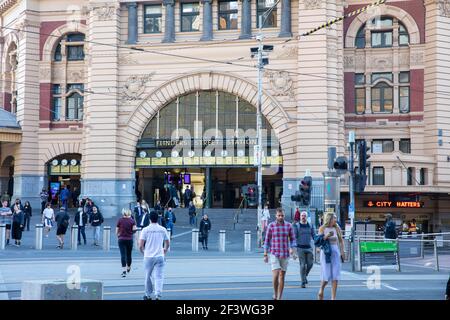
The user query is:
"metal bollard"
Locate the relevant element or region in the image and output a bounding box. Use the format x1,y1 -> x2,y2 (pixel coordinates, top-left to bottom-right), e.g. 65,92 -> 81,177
434,238 -> 439,271
244,230 -> 251,252
71,225 -> 78,250
35,224 -> 43,250
103,226 -> 111,251
134,228 -> 142,252
396,238 -> 401,272
219,230 -> 226,252
421,238 -> 424,259
0,224 -> 5,250
192,229 -> 199,252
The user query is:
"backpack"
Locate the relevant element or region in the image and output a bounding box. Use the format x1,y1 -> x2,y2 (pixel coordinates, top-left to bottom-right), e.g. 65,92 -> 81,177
385,221 -> 397,239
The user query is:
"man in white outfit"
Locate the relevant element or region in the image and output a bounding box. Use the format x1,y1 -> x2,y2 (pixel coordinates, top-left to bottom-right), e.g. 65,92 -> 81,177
139,210 -> 170,300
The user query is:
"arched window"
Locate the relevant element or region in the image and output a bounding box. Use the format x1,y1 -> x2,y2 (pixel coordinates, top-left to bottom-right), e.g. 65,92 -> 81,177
399,22 -> 409,46
354,17 -> 410,48
53,33 -> 85,62
66,84 -> 84,120
355,24 -> 366,48
371,82 -> 393,113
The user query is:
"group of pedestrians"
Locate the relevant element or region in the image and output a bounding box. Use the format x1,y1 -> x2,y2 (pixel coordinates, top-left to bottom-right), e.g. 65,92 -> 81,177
0,198 -> 33,246
263,208 -> 346,300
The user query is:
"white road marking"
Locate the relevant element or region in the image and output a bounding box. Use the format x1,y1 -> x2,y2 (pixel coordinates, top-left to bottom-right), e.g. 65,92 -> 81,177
382,283 -> 399,291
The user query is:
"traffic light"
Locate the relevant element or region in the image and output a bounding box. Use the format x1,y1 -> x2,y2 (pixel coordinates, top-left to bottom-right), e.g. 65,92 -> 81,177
333,156 -> 348,171
358,140 -> 370,176
300,176 -> 312,206
245,184 -> 258,207
354,173 -> 368,193
291,191 -> 302,203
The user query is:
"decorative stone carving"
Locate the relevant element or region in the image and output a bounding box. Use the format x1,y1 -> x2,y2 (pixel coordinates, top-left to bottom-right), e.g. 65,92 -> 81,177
118,54 -> 140,65
265,71 -> 294,99
39,66 -> 51,81
93,5 -> 118,21
410,51 -> 424,66
355,54 -> 365,69
344,56 -> 354,69
371,56 -> 392,70
399,52 -> 410,67
276,46 -> 298,59
439,0 -> 450,17
122,73 -> 155,101
70,71 -> 84,83
304,0 -> 322,10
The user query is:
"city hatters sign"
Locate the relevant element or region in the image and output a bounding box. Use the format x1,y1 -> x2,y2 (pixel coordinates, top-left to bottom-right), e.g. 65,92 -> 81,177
364,201 -> 424,208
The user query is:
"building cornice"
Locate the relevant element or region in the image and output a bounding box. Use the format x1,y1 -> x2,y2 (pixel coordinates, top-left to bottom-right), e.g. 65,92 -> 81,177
0,0 -> 18,16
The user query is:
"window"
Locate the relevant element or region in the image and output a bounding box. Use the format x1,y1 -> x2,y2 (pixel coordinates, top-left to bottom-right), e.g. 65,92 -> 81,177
371,82 -> 393,113
420,168 -> 427,185
399,71 -> 410,83
181,3 -> 200,32
372,73 -> 393,83
355,73 -> 365,85
355,88 -> 366,114
371,31 -> 393,48
399,23 -> 409,46
371,16 -> 393,28
218,1 -> 238,30
399,139 -> 411,153
355,24 -> 366,48
372,139 -> 394,153
66,84 -> 84,121
67,45 -> 85,61
399,87 -> 410,113
53,33 -> 85,62
54,44 -> 62,61
52,84 -> 61,121
144,5 -> 162,33
257,0 -> 277,28
373,167 -> 385,185
407,167 -> 414,185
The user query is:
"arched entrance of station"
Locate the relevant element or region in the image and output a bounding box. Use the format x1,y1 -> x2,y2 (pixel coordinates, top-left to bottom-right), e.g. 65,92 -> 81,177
47,153 -> 82,207
136,90 -> 283,209
0,156 -> 14,201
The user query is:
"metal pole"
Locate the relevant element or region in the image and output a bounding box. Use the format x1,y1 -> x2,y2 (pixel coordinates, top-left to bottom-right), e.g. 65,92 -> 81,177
0,224 -> 5,250
421,237 -> 424,259
103,226 -> 111,251
134,227 -> 142,252
71,225 -> 78,250
35,224 -> 43,250
244,230 -> 251,252
349,131 -> 355,271
434,238 -> 439,271
396,238 -> 401,272
219,230 -> 226,252
192,228 -> 199,252
256,16 -> 264,240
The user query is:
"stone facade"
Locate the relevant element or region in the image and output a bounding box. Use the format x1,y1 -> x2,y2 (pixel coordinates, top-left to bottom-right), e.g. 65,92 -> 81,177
0,0 -> 448,231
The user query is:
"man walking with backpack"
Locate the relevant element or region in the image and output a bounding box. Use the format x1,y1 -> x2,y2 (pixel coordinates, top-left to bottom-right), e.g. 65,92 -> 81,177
293,211 -> 316,288
384,213 -> 397,239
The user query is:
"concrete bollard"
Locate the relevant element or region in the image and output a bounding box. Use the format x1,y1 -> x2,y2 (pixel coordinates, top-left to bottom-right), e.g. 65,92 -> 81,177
71,225 -> 78,250
134,228 -> 142,251
192,229 -> 199,252
0,224 -> 5,250
434,238 -> 439,271
244,230 -> 251,252
219,230 -> 226,252
35,224 -> 43,250
102,226 -> 111,251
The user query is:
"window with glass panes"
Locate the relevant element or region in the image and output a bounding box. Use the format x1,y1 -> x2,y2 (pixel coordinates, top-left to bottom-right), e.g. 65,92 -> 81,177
420,168 -> 426,185
355,74 -> 366,114
52,84 -> 61,121
181,3 -> 200,32
355,17 -> 410,49
54,33 -> 85,61
372,139 -> 394,153
407,167 -> 414,185
257,0 -> 277,28
355,24 -> 366,48
372,167 -> 385,185
66,84 -> 84,120
399,23 -> 409,46
399,139 -> 411,153
144,5 -> 162,33
371,82 -> 393,113
399,71 -> 410,113
218,0 -> 238,30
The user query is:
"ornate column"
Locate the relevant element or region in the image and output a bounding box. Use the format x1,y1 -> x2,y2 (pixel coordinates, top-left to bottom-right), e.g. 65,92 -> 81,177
239,0 -> 252,39
162,0 -> 175,43
127,2 -> 138,44
278,0 -> 292,37
200,0 -> 213,41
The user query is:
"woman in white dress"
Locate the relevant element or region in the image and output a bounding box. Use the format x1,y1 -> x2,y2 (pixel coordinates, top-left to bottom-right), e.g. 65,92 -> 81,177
42,203 -> 55,237
317,213 -> 345,300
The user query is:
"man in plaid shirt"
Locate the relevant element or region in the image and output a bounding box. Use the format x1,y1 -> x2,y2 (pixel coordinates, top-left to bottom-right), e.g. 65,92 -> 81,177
263,208 -> 296,300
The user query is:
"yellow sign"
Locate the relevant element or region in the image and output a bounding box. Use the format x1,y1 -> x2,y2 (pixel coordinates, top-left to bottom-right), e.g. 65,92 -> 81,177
152,158 -> 167,166
168,157 -> 183,166
51,165 -> 60,173
60,165 -> 70,174
201,157 -> 216,165
233,157 -> 249,165
136,158 -> 151,166
70,165 -> 80,173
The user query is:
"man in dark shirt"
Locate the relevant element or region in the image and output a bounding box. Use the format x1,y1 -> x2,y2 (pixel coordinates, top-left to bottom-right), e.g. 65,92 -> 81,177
293,211 -> 316,288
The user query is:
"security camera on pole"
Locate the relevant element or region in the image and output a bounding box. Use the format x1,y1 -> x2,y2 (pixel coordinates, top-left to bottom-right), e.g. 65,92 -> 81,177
250,0 -> 277,247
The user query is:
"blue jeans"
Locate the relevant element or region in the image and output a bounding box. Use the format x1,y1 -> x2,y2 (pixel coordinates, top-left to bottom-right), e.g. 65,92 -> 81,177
189,215 -> 196,226
93,226 -> 101,245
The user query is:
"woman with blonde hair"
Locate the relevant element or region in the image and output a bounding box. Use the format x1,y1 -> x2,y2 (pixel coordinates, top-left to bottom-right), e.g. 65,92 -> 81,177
116,208 -> 137,278
316,213 -> 345,300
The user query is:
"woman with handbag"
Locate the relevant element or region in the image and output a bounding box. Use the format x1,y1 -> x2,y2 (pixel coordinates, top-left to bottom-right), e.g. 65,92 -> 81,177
317,213 -> 345,300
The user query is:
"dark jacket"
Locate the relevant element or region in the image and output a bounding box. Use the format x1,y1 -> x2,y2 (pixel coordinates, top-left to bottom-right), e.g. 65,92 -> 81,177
199,218 -> 211,236
446,277 -> 450,298
74,210 -> 88,226
188,205 -> 196,216
384,220 -> 398,239
89,212 -> 104,227
23,205 -> 32,217
314,234 -> 332,263
293,222 -> 315,248
55,211 -> 70,228
12,211 -> 24,225
137,212 -> 150,228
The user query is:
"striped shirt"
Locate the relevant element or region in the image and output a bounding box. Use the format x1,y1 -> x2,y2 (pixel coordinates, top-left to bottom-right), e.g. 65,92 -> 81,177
264,221 -> 296,258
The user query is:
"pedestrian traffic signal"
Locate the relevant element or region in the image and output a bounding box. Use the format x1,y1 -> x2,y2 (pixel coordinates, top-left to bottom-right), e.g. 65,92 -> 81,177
333,156 -> 348,171
243,184 -> 258,207
300,176 -> 312,206
354,173 -> 368,193
291,191 -> 302,203
358,140 -> 370,176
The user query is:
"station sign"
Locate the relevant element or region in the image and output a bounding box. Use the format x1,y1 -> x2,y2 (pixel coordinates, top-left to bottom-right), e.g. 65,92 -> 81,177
363,200 -> 424,208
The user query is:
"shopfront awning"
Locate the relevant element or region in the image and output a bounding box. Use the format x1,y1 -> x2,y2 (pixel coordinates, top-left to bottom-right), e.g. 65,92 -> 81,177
0,109 -> 22,143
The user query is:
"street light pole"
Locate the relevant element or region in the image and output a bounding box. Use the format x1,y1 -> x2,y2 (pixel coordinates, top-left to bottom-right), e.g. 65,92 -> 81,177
348,131 -> 356,271
256,18 -> 264,241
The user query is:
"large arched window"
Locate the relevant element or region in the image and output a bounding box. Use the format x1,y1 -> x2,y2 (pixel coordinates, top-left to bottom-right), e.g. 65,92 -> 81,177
54,33 -> 85,62
66,84 -> 84,120
355,24 -> 366,49
371,82 -> 393,113
142,91 -> 271,139
354,16 -> 410,48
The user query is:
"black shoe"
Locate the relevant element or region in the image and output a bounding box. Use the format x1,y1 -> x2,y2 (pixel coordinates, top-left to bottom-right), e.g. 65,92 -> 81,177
301,283 -> 306,288
127,267 -> 131,273
78,243 -> 81,246
121,271 -> 126,278
143,295 -> 152,300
